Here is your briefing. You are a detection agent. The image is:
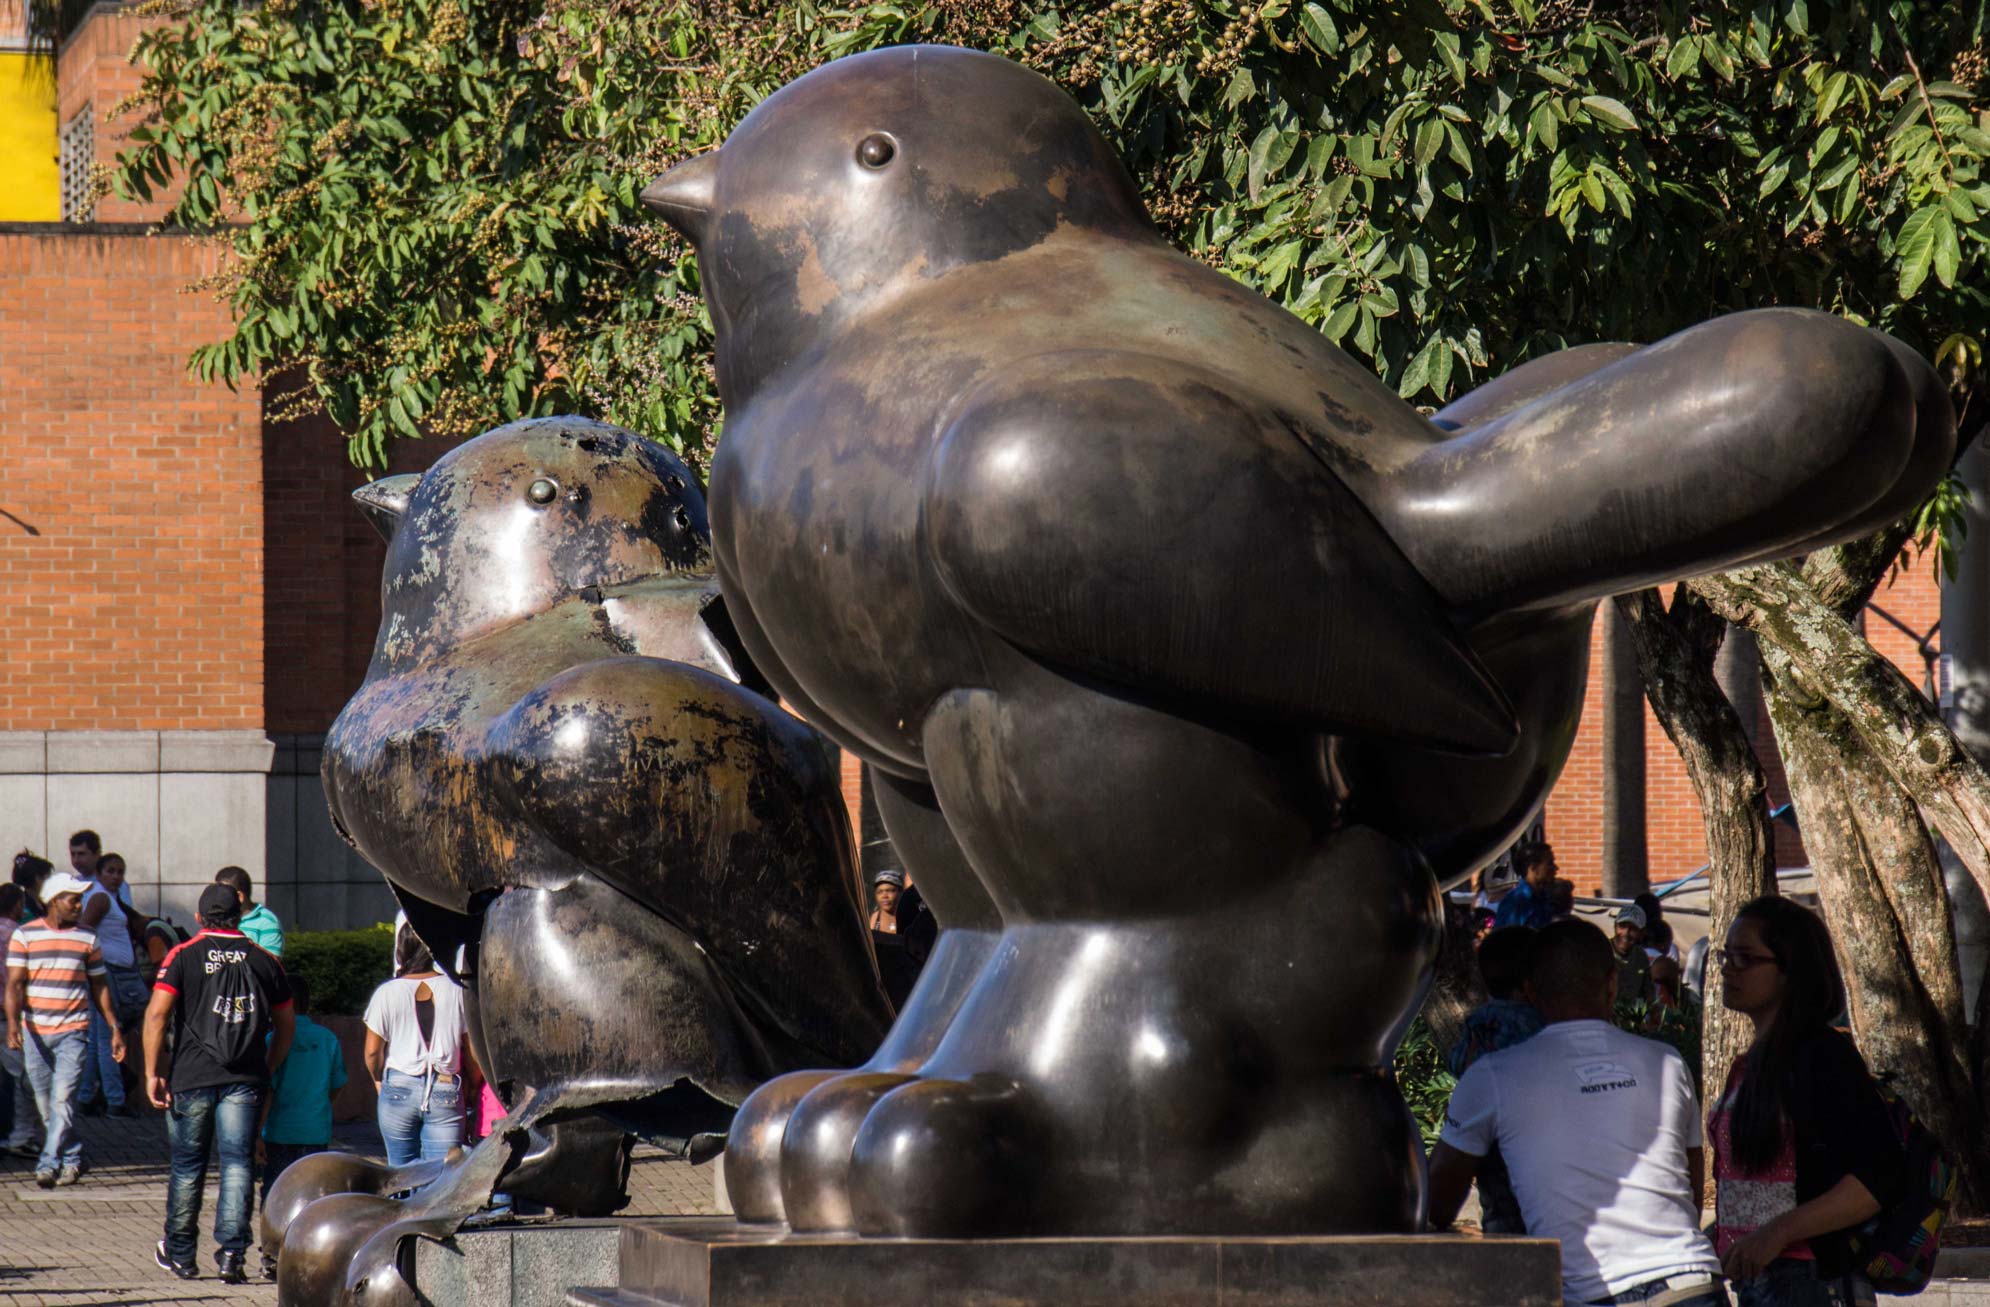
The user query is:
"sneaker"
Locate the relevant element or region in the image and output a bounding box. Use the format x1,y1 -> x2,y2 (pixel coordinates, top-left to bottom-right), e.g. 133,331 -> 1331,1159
76,1096 -> 105,1118
4,1141 -> 39,1158
34,1168 -> 55,1188
55,1165 -> 81,1186
216,1249 -> 248,1285
155,1240 -> 198,1280
106,1102 -> 140,1119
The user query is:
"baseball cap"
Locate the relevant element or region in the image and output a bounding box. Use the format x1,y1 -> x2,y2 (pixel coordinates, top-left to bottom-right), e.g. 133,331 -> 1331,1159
1613,904 -> 1647,929
41,872 -> 92,900
198,882 -> 243,925
872,868 -> 906,889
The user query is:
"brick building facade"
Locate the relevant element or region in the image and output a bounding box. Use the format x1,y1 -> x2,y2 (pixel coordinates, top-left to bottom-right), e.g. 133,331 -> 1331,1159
0,5 -> 1952,930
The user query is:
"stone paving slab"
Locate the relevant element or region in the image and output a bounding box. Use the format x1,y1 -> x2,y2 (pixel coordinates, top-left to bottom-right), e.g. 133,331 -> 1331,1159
0,1106 -> 722,1304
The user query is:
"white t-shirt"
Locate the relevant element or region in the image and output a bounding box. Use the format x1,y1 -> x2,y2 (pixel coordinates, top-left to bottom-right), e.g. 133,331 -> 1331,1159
1440,1018 -> 1719,1305
362,974 -> 466,1077
84,883 -> 134,968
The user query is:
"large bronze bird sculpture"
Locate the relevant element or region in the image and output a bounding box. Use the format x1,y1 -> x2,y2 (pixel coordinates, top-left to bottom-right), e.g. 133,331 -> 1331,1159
271,417 -> 893,1305
640,44 -> 1954,1239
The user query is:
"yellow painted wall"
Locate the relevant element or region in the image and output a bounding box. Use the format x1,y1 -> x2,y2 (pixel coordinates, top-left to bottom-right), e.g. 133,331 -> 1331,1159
0,52 -> 58,221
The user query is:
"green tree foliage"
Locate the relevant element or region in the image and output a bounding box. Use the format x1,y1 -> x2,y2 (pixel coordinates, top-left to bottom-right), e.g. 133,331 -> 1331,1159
117,0 -> 1988,470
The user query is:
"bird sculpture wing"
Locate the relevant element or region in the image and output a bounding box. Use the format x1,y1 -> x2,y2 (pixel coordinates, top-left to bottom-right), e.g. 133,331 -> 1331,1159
924,349 -> 1519,756
476,655 -> 890,1069
1375,309 -> 1956,615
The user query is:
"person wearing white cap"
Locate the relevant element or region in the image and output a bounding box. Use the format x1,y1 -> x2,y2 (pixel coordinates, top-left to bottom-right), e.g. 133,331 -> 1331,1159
1613,905 -> 1655,1007
2,871 -> 126,1187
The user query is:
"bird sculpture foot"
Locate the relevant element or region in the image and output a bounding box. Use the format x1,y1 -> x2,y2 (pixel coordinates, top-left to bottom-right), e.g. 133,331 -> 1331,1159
824,907 -> 1438,1239
746,825 -> 1439,1241
725,924 -> 1003,1229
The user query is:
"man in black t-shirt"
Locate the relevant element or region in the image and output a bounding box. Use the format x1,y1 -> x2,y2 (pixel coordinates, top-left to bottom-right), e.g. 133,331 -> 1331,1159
142,884 -> 293,1284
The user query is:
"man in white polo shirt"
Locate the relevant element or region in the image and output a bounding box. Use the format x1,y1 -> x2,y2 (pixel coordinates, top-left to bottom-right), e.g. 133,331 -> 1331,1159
1428,918 -> 1722,1307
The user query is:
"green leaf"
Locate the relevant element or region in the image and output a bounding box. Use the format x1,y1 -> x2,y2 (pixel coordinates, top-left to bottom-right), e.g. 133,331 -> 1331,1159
1298,3 -> 1340,54
1580,95 -> 1639,132
1530,102 -> 1559,152
1322,299 -> 1359,341
1414,117 -> 1445,168
1247,125 -> 1298,200
1932,209 -> 1961,289
1398,334 -> 1440,397
1665,36 -> 1701,80
1433,31 -> 1466,87
1224,66 -> 1256,109
1896,205 -> 1941,299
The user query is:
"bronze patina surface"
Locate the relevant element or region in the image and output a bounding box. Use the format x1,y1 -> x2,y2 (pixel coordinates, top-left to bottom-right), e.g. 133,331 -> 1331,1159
280,416 -> 892,1305
642,44 -> 1954,1239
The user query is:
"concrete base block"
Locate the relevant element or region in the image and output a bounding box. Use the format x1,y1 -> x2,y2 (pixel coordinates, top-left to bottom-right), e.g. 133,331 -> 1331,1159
413,1222 -> 623,1307
598,1218 -> 1562,1307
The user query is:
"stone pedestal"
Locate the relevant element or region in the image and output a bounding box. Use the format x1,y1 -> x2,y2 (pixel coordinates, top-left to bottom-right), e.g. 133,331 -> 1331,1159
562,1217 -> 1561,1307
411,1221 -> 621,1307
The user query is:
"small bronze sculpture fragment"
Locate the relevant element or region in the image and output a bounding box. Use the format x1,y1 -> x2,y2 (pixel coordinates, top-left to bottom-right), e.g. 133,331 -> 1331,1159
643,44 -> 1953,1239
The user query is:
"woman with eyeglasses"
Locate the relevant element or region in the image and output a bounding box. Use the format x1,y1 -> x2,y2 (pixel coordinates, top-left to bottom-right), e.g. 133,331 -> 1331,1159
1711,896 -> 1903,1307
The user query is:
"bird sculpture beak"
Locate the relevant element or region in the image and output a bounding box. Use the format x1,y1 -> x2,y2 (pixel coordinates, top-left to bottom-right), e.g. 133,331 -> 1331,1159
352,474 -> 419,543
642,151 -> 719,246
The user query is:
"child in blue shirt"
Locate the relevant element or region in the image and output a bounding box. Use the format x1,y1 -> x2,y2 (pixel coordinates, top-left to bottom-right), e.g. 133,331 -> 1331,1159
257,976 -> 347,1207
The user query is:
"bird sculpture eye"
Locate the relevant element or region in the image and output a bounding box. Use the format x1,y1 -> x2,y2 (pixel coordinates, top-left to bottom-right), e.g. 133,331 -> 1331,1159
527,478 -> 559,504
857,133 -> 896,169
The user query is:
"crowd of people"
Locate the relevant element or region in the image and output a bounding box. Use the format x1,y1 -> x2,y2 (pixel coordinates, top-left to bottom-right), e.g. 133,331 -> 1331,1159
1434,842 -> 1908,1307
4,840 -> 940,1281
1,831 -> 342,1283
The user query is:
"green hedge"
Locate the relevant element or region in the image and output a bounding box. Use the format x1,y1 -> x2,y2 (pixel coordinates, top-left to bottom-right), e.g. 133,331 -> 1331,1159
283,924 -> 395,1017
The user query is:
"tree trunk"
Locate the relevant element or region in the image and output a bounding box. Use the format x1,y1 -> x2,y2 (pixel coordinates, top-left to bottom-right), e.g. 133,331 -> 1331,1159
1601,604 -> 1649,899
1614,586 -> 1777,1103
1690,562 -> 1990,918
1759,647 -> 1990,1209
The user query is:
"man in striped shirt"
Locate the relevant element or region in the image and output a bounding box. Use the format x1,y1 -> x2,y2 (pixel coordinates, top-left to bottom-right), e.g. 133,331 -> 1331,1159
3,872 -> 126,1187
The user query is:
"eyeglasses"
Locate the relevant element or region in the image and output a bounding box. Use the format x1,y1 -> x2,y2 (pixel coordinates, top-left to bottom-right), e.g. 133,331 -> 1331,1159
1716,948 -> 1780,971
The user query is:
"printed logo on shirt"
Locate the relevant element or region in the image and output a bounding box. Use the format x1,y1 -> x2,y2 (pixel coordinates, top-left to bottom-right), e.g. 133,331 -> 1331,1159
210,992 -> 258,1023
1574,1058 -> 1640,1094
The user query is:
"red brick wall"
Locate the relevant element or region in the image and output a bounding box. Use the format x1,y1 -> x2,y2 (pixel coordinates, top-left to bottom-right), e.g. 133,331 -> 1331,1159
262,407 -> 461,733
1544,563 -> 1944,894
0,227 -> 263,729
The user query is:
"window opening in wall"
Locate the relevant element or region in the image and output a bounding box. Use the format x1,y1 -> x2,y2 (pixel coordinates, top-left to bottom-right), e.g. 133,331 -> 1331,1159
60,108 -> 95,222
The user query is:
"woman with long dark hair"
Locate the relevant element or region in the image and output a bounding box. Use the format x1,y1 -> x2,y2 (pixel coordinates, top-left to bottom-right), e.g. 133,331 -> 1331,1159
1713,896 -> 1903,1306
362,921 -> 475,1165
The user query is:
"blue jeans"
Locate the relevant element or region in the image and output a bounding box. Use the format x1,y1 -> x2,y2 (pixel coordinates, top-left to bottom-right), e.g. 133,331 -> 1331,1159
80,1005 -> 123,1108
164,1082 -> 261,1264
3,1061 -> 35,1148
79,966 -> 146,1108
376,1068 -> 464,1166
21,1028 -> 86,1172
1733,1260 -> 1876,1307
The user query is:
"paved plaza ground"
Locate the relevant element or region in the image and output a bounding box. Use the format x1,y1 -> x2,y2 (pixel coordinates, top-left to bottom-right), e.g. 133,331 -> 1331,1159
0,1109 -> 723,1305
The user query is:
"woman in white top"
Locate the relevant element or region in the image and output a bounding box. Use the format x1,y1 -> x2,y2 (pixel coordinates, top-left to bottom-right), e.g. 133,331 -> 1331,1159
363,924 -> 477,1165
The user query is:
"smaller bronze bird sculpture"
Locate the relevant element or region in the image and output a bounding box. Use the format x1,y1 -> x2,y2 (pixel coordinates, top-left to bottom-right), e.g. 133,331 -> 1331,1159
273,417 -> 893,1306
641,44 -> 1953,1242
